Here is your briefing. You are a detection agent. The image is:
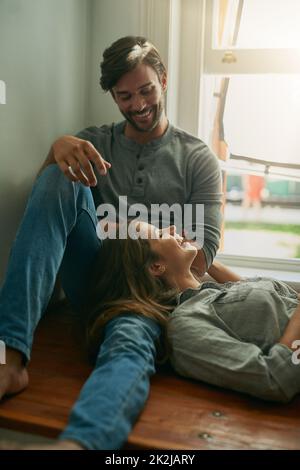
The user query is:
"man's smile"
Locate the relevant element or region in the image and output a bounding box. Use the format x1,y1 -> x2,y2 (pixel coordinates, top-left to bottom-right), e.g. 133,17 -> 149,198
131,107 -> 153,123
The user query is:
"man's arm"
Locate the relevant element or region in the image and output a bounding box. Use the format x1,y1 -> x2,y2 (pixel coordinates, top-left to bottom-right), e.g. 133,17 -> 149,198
186,143 -> 223,274
190,249 -> 207,278
207,260 -> 242,283
37,135 -> 111,185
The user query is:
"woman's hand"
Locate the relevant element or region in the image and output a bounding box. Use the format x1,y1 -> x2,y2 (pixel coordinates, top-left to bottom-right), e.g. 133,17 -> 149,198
51,135 -> 111,186
279,300 -> 300,350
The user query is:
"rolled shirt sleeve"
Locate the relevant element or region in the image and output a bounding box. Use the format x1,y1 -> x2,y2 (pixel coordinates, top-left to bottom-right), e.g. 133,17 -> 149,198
187,144 -> 223,268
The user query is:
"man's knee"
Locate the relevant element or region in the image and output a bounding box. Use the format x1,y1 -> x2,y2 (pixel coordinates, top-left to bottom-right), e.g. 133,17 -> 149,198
33,164 -> 79,207
37,164 -> 70,191
98,314 -> 162,365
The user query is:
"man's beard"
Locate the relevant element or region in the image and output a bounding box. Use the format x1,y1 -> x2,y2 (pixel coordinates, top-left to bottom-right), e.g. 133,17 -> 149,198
121,96 -> 165,133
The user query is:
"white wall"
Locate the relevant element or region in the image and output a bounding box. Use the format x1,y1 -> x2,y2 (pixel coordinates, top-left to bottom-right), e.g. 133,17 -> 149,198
86,0 -> 141,126
0,0 -> 167,282
0,0 -> 90,281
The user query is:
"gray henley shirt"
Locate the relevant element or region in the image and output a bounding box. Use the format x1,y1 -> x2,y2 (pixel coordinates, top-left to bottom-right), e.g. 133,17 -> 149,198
76,121 -> 222,267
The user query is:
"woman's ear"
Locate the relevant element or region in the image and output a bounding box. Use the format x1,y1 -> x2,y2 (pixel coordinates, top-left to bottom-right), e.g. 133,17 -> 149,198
149,263 -> 166,277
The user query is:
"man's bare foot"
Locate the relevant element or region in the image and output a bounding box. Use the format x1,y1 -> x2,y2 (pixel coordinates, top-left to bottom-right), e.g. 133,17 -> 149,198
0,348 -> 29,400
0,439 -> 84,450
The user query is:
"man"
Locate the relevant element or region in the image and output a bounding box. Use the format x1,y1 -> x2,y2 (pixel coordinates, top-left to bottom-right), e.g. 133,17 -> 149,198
0,36 -> 222,449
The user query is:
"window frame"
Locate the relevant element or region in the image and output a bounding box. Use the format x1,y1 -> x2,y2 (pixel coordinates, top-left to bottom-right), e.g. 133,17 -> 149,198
202,0 -> 300,273
139,0 -> 300,277
204,0 -> 300,75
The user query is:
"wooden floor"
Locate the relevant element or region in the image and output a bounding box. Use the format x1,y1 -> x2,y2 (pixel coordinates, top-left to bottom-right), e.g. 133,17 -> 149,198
0,303 -> 300,450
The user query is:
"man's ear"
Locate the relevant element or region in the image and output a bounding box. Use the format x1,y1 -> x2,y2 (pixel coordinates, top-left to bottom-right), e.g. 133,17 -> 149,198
160,72 -> 167,92
149,263 -> 166,277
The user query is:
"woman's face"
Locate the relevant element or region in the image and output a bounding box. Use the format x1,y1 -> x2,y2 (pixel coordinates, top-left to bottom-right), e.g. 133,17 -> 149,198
136,222 -> 198,275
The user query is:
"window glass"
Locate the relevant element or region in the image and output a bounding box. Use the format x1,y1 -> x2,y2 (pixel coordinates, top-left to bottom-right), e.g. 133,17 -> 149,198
224,171 -> 300,259
213,0 -> 300,49
199,73 -> 300,259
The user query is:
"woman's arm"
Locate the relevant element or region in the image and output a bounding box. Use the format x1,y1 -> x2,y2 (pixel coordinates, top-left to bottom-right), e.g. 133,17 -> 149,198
207,261 -> 242,283
168,313 -> 299,403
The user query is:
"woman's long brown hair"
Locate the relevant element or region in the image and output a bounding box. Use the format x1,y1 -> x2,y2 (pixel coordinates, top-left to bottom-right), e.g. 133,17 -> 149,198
83,232 -> 179,362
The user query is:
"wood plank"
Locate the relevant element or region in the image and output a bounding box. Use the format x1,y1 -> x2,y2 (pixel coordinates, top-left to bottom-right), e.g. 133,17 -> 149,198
0,304 -> 300,449
127,373 -> 300,449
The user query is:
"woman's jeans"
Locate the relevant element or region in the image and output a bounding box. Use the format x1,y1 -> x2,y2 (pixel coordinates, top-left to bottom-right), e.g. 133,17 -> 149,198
0,165 -> 161,450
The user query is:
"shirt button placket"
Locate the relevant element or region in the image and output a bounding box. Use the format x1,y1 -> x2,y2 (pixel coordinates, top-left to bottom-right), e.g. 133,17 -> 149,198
131,151 -> 145,197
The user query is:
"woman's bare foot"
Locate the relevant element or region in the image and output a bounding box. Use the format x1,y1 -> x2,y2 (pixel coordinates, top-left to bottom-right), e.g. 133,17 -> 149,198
0,347 -> 29,400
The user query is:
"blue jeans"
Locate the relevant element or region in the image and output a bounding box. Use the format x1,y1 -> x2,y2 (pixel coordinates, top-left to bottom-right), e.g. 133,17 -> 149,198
0,165 -> 161,449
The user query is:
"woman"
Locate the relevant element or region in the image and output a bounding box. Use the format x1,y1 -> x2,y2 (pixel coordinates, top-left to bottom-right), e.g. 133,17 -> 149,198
2,221 -> 298,450
85,221 -> 300,404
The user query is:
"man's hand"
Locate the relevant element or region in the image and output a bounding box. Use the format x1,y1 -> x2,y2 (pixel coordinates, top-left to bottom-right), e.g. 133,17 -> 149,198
51,135 -> 111,186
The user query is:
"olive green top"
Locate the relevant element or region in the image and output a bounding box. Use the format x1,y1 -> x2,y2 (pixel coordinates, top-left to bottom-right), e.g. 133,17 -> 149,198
168,277 -> 299,402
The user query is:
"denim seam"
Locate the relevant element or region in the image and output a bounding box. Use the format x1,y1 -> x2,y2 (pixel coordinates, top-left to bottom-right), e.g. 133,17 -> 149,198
74,182 -> 97,229
99,360 -> 152,449
79,207 -> 97,230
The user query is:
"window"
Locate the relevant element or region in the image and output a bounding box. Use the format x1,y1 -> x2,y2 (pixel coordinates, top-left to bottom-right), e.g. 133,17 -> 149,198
199,0 -> 300,264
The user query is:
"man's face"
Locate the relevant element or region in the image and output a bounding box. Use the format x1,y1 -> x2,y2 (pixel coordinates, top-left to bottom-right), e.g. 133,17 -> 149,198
112,63 -> 167,133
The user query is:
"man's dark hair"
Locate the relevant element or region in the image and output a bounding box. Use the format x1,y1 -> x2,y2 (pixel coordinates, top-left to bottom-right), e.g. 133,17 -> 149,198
100,36 -> 166,92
